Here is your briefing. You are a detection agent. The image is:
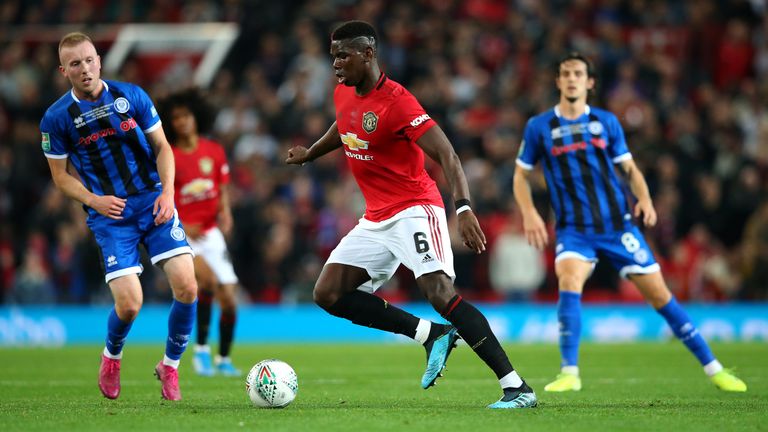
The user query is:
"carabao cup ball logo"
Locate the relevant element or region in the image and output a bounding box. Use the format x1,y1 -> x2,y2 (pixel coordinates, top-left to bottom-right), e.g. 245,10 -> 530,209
114,97 -> 130,114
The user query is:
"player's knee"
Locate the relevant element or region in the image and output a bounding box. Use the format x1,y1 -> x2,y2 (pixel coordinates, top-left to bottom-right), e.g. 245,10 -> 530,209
312,284 -> 339,310
173,279 -> 198,303
417,273 -> 455,311
219,295 -> 236,311
558,274 -> 584,293
116,301 -> 142,322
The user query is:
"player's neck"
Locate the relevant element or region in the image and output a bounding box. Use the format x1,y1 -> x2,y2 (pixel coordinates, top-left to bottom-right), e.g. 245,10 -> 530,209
355,65 -> 382,96
176,134 -> 199,152
557,98 -> 588,120
75,80 -> 105,102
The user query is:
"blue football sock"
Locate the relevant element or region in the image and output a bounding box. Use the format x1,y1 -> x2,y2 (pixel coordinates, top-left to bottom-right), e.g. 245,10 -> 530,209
165,299 -> 197,361
558,291 -> 582,368
657,297 -> 715,366
105,308 -> 133,356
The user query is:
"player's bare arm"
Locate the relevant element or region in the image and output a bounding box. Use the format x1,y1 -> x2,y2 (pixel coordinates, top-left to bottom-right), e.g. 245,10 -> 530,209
513,165 -> 549,250
286,121 -> 342,165
47,157 -> 126,219
416,125 -> 486,254
618,158 -> 657,227
218,183 -> 234,237
147,127 -> 176,225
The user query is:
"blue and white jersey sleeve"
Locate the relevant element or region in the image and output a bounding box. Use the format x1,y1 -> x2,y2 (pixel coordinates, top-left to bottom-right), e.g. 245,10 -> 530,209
605,112 -> 632,164
128,83 -> 161,133
516,118 -> 541,170
39,110 -> 69,160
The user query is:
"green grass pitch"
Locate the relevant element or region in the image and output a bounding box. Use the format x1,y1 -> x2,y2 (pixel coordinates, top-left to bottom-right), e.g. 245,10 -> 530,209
0,342 -> 765,431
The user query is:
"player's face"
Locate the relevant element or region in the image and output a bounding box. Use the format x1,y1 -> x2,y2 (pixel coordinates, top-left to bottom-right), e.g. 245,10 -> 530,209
59,41 -> 102,100
556,59 -> 594,103
170,106 -> 197,138
330,40 -> 369,87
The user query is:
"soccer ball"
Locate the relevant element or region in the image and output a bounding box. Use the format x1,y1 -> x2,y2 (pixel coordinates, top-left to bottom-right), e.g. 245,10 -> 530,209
245,359 -> 298,408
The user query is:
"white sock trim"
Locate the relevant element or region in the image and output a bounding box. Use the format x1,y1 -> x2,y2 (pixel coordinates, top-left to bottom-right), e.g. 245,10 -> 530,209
194,344 -> 211,353
163,355 -> 180,369
561,365 -> 579,376
414,319 -> 431,345
703,360 -> 723,377
103,347 -> 122,360
499,371 -> 524,389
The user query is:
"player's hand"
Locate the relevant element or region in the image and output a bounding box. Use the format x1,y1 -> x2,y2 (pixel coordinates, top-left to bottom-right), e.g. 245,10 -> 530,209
285,146 -> 309,165
458,211 -> 486,254
634,199 -> 657,227
153,190 -> 175,226
89,195 -> 126,220
218,208 -> 234,238
522,210 -> 548,250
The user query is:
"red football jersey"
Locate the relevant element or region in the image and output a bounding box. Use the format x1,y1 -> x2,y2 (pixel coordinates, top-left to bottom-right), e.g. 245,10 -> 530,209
334,74 -> 444,222
172,137 -> 230,231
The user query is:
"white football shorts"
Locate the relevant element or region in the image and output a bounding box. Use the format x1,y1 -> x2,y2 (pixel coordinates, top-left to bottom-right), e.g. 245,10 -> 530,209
326,204 -> 455,293
186,226 -> 239,285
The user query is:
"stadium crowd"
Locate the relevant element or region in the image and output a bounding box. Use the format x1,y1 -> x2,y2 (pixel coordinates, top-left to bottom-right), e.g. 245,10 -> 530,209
1,0 -> 767,305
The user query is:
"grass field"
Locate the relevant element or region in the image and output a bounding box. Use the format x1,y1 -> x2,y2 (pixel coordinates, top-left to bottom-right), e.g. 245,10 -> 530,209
0,342 -> 765,431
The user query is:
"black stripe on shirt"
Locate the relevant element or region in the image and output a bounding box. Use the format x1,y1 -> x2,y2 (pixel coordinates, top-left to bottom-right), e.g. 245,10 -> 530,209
109,87 -> 156,191
573,124 -> 604,233
95,114 -> 138,195
550,117 -> 585,232
67,103 -> 114,196
590,114 -> 624,231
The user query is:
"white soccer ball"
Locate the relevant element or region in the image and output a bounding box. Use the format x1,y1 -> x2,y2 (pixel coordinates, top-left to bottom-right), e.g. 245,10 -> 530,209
245,359 -> 298,408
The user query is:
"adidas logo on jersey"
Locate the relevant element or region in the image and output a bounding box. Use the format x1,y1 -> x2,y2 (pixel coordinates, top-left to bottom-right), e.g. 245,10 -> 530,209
421,254 -> 434,263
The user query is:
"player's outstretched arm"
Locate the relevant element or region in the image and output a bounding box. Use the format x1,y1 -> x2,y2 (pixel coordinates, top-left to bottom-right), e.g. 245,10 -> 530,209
416,125 -> 486,254
513,165 -> 548,250
46,157 -> 126,219
619,159 -> 657,227
146,127 -> 176,226
286,121 -> 342,165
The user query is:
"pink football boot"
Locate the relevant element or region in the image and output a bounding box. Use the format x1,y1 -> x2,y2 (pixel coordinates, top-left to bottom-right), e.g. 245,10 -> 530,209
154,361 -> 181,401
98,354 -> 121,399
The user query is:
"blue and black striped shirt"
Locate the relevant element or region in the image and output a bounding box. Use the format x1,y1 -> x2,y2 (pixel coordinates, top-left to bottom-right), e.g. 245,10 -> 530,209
40,79 -> 162,198
517,105 -> 633,234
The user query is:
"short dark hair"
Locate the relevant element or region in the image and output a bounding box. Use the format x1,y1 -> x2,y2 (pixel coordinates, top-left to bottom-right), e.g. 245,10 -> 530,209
156,88 -> 216,144
556,51 -> 595,78
331,20 -> 378,45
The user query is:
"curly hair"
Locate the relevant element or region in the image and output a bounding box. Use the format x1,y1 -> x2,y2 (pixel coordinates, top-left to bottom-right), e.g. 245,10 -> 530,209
156,87 -> 216,144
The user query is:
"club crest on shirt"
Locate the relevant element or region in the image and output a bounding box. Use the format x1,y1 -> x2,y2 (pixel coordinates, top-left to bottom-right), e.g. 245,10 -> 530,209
199,157 -> 214,175
114,97 -> 130,114
362,111 -> 378,133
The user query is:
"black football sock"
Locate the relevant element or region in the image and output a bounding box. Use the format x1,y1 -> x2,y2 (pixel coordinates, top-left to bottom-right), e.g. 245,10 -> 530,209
426,322 -> 451,343
196,290 -> 214,346
326,290 -> 420,338
443,295 -> 514,379
219,310 -> 236,357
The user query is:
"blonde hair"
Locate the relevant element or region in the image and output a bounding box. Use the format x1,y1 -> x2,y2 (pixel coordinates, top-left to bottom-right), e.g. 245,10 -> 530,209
58,32 -> 94,55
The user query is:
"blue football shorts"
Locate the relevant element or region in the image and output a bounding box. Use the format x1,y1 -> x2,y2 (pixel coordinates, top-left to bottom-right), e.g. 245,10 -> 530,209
554,226 -> 660,278
86,189 -> 193,283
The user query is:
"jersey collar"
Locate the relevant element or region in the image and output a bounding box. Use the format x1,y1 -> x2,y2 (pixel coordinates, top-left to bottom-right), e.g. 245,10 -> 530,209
69,79 -> 109,103
554,104 -> 590,118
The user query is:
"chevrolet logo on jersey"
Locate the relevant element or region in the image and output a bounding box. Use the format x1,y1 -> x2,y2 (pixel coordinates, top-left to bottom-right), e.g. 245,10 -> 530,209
341,132 -> 369,151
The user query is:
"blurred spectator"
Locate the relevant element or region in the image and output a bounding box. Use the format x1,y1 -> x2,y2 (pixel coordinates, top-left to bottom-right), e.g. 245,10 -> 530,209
1,0 -> 767,304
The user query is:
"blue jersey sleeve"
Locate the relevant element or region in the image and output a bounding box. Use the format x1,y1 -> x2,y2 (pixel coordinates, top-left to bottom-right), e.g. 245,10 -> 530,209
516,118 -> 541,170
606,113 -> 631,163
129,84 -> 161,133
39,111 -> 69,159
